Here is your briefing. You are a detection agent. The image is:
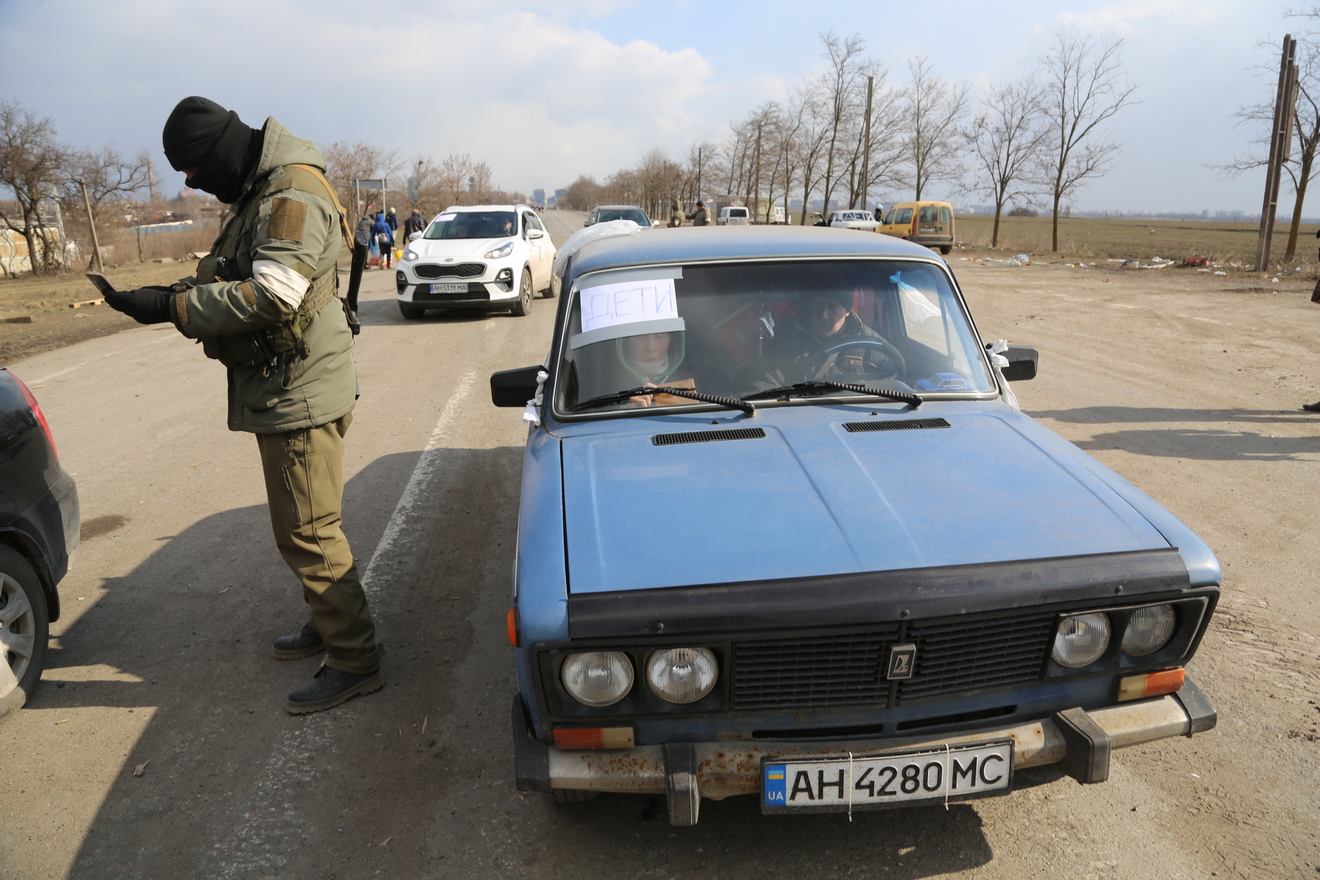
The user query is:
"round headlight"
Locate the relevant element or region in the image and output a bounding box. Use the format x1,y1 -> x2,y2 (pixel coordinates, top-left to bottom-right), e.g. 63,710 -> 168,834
646,647 -> 718,704
1121,605 -> 1176,656
561,651 -> 633,706
1052,612 -> 1111,668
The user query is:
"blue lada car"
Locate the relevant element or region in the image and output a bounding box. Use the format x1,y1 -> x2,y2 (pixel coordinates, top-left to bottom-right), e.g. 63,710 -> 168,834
490,226 -> 1217,826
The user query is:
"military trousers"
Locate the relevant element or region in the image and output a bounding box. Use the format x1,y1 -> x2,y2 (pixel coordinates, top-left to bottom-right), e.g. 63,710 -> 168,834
256,413 -> 383,674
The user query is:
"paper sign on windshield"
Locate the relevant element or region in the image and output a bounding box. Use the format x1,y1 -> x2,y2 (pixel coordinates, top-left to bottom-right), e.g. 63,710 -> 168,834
437,213 -> 456,222
579,278 -> 678,333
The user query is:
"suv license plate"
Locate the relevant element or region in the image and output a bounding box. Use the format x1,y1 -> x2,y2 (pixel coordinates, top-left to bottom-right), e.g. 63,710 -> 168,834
761,739 -> 1013,814
430,282 -> 467,294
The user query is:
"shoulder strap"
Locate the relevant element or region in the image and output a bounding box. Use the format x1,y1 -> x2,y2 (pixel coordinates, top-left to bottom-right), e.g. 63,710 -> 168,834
264,164 -> 355,254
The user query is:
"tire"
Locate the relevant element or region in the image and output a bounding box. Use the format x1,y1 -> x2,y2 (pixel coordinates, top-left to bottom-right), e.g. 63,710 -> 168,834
510,268 -> 533,317
551,788 -> 600,804
939,245 -> 952,255
398,301 -> 425,320
0,546 -> 49,724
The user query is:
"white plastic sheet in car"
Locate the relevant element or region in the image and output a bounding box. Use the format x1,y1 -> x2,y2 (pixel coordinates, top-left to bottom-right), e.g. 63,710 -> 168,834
552,220 -> 641,279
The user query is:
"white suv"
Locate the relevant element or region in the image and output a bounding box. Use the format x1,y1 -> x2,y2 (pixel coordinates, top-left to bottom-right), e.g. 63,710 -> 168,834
395,205 -> 557,318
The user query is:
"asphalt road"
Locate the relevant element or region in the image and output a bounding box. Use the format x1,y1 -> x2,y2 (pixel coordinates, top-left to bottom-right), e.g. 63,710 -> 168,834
1,213 -> 1317,879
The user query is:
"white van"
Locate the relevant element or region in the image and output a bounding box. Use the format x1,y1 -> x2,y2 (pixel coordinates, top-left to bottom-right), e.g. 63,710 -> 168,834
716,206 -> 750,226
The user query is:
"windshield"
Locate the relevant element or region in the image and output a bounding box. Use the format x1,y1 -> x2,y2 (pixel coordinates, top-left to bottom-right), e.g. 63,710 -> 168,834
594,208 -> 650,226
555,259 -> 995,416
424,211 -> 517,240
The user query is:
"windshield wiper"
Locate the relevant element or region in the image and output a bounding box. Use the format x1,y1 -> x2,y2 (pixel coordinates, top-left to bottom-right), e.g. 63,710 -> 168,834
741,380 -> 922,408
575,386 -> 757,417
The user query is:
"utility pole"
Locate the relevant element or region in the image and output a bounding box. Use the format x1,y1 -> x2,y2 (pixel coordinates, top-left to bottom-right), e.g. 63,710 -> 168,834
1256,34 -> 1298,275
859,75 -> 873,213
77,178 -> 104,273
147,157 -> 158,203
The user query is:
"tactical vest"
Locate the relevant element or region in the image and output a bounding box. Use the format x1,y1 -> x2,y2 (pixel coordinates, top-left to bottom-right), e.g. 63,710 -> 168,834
192,164 -> 354,370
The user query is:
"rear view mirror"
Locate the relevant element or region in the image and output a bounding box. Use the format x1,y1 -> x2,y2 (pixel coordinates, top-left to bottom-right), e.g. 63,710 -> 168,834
998,344 -> 1038,381
408,230 -> 423,242
528,228 -> 545,240
491,365 -> 544,407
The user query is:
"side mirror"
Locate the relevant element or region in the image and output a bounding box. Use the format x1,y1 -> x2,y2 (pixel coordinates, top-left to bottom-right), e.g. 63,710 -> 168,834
491,365 -> 544,407
583,219 -> 592,227
996,344 -> 1038,381
408,230 -> 423,242
528,228 -> 545,240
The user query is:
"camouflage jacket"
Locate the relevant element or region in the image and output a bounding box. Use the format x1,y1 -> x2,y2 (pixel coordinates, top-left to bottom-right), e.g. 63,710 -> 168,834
169,118 -> 355,434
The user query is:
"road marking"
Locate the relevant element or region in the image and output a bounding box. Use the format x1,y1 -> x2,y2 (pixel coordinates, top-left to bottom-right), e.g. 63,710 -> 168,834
360,370 -> 476,595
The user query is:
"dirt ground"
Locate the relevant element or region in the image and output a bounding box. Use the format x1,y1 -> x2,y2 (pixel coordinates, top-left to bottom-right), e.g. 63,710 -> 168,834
0,262 -> 196,365
2,222 -> 1318,878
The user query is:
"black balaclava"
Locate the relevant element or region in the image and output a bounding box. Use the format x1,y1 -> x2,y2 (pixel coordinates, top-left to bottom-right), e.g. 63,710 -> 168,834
161,97 -> 263,205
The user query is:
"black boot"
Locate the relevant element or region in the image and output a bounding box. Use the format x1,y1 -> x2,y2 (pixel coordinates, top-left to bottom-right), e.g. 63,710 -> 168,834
271,622 -> 324,660
285,664 -> 384,714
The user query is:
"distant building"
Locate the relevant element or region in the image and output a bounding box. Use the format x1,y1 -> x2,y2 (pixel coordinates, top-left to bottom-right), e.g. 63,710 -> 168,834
533,189 -> 545,207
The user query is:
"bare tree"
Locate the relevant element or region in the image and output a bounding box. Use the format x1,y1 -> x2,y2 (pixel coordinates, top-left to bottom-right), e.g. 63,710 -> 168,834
1036,29 -> 1139,252
60,147 -> 151,257
902,56 -> 970,201
814,32 -> 877,214
965,74 -> 1049,247
0,99 -> 68,275
323,141 -> 383,213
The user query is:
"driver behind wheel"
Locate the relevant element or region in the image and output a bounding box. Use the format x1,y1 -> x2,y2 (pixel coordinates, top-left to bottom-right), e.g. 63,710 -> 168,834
757,289 -> 894,383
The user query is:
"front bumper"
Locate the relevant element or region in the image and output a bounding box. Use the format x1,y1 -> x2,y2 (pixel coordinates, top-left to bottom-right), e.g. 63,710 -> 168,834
513,678 -> 1216,824
396,261 -> 519,307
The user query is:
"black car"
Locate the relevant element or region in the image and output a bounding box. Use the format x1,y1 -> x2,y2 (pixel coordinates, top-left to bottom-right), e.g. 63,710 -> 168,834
0,368 -> 79,724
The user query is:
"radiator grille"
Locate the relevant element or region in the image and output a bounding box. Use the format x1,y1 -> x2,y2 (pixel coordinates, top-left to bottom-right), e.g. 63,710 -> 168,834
734,625 -> 900,709
730,611 -> 1056,710
897,612 -> 1056,703
415,262 -> 485,278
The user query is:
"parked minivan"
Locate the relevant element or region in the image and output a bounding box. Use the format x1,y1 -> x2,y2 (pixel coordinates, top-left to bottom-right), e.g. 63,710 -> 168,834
878,201 -> 955,254
716,206 -> 750,226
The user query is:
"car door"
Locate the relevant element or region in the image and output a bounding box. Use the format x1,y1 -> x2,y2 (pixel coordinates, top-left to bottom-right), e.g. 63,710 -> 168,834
523,211 -> 550,289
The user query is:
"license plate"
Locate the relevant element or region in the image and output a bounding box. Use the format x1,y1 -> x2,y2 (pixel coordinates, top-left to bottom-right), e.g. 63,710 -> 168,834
430,282 -> 467,294
761,739 -> 1013,813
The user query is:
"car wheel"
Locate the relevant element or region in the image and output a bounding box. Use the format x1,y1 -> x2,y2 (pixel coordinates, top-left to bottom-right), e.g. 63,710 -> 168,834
398,301 -> 425,320
511,268 -> 533,317
0,545 -> 49,724
540,275 -> 556,299
551,788 -> 600,804
940,245 -> 952,255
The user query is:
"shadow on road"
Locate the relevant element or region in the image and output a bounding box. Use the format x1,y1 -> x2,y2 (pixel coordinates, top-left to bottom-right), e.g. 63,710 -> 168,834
1027,406 -> 1320,461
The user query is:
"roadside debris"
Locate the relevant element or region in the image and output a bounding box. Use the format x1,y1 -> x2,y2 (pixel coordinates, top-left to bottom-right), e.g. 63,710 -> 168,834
69,299 -> 103,309
133,760 -> 150,777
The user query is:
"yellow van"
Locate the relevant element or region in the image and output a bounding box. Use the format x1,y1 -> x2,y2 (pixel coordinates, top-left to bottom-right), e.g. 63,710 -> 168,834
877,201 -> 955,254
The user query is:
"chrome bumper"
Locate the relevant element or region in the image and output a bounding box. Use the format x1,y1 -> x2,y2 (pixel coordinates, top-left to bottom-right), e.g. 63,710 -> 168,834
513,678 -> 1216,825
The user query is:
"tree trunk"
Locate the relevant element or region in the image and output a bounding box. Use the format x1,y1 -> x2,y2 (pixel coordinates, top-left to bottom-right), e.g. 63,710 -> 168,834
992,203 -> 1003,248
1051,190 -> 1062,253
1284,145 -> 1315,261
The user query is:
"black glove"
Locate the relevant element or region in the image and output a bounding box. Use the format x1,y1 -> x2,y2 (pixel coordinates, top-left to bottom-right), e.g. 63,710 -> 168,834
104,286 -> 173,325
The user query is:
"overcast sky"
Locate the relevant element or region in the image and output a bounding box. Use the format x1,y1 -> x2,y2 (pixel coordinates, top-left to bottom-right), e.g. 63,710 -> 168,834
0,0 -> 1305,213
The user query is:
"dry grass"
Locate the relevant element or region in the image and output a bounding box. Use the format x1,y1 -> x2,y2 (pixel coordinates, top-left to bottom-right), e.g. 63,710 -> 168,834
955,214 -> 1319,273
0,260 -> 203,365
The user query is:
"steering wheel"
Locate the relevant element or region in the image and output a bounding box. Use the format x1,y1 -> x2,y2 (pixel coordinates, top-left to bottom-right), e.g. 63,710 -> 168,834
811,336 -> 907,382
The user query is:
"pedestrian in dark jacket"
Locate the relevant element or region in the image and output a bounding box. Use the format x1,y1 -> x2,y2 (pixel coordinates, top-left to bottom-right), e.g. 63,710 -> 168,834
403,209 -> 427,238
689,201 -> 709,227
371,212 -> 394,269
386,207 -> 398,232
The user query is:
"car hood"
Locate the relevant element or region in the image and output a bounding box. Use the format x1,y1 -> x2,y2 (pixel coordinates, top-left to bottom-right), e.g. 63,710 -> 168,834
410,238 -> 510,259
560,407 -> 1171,594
